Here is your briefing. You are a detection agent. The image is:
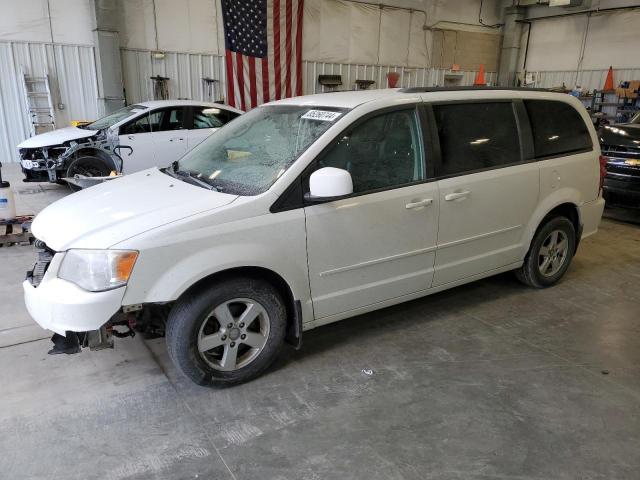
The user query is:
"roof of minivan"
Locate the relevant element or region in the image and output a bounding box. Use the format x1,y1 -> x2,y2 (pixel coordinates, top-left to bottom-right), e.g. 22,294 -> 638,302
267,87 -> 567,109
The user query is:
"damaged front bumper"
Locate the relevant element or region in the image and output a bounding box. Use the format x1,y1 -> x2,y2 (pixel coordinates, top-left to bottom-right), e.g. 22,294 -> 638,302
23,250 -> 126,336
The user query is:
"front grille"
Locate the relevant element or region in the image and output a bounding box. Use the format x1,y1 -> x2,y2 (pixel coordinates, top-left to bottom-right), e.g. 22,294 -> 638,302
602,144 -> 640,159
27,240 -> 54,287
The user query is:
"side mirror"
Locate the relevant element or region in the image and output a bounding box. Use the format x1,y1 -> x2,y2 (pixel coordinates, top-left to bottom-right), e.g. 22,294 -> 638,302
307,167 -> 353,201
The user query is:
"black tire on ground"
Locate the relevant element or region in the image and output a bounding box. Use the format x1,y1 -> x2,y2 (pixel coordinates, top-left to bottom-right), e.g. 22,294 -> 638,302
166,277 -> 287,387
515,216 -> 577,288
65,156 -> 112,192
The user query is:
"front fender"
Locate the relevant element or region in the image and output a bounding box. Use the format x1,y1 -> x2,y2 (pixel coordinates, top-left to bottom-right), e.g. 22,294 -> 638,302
119,207 -> 312,321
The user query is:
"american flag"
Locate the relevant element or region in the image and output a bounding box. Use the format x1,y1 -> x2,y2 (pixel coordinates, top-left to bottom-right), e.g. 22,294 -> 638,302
221,0 -> 304,110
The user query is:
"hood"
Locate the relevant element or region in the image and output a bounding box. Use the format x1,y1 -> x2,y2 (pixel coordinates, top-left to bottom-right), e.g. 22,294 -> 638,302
17,126 -> 98,149
599,123 -> 640,149
31,168 -> 238,251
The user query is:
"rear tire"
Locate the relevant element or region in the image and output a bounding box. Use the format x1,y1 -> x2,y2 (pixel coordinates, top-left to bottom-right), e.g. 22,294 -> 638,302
166,277 -> 287,387
516,216 -> 576,288
65,156 -> 112,192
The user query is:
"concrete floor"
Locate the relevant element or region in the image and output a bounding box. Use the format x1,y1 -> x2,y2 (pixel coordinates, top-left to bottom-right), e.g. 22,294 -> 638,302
1,162 -> 640,480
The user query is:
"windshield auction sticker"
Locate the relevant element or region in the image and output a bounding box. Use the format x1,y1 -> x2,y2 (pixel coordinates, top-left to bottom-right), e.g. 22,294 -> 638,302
301,110 -> 342,122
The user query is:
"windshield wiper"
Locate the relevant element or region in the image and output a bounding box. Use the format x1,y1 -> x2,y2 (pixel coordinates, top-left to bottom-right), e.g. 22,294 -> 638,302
165,163 -> 220,191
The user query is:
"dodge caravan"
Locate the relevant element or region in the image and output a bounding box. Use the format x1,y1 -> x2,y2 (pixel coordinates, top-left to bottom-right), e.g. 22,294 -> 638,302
24,88 -> 605,386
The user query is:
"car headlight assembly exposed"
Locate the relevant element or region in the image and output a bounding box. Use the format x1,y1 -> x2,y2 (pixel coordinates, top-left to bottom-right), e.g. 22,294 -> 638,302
58,249 -> 138,292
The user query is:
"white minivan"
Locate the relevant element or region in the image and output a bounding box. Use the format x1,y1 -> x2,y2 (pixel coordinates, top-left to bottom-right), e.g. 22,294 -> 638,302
24,88 -> 605,386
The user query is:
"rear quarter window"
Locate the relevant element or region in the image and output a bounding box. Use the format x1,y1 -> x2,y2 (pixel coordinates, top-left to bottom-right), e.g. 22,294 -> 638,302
524,100 -> 592,158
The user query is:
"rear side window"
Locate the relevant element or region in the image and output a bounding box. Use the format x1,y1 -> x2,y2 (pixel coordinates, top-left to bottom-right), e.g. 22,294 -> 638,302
191,106 -> 240,129
433,102 -> 521,177
524,100 -> 592,158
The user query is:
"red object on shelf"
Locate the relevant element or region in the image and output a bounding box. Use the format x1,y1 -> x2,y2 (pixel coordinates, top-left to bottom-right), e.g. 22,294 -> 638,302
387,72 -> 400,88
603,66 -> 614,91
473,64 -> 486,86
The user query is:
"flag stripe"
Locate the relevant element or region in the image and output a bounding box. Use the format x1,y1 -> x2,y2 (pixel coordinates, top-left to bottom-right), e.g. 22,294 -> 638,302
273,0 -> 282,100
285,0 -> 293,99
295,0 -> 304,96
261,57 -> 270,103
249,56 -> 257,108
235,52 -> 246,111
225,50 -> 236,108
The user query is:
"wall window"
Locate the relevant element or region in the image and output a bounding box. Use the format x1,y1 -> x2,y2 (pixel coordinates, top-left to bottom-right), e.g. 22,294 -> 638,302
433,102 -> 521,176
316,109 -> 424,194
192,107 -> 240,129
524,100 -> 592,158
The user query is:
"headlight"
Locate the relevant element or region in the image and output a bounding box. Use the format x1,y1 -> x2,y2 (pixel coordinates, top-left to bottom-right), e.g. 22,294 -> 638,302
58,249 -> 138,292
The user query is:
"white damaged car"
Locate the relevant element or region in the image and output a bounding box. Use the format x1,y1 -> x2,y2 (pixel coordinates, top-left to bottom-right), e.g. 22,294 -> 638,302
24,88 -> 605,386
17,100 -> 242,184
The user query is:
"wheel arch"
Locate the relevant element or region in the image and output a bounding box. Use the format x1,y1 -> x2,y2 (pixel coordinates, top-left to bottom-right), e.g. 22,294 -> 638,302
525,195 -> 583,258
70,148 -> 117,171
176,266 -> 303,349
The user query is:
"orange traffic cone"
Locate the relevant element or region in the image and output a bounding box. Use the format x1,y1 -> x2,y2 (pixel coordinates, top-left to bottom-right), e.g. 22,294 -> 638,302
603,66 -> 614,91
474,64 -> 486,86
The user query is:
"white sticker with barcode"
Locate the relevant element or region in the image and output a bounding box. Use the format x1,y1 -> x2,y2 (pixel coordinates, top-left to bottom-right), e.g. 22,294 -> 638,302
301,110 -> 342,122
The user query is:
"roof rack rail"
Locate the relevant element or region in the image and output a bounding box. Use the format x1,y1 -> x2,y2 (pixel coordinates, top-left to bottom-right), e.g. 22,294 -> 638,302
399,86 -> 551,93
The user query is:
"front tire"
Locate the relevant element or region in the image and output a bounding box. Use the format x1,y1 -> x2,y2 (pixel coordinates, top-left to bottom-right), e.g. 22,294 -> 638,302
516,216 -> 576,288
65,156 -> 112,192
166,277 -> 287,386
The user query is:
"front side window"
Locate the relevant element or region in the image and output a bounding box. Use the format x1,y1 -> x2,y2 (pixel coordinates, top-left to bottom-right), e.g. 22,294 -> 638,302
192,107 -> 239,129
120,113 -> 152,135
524,100 -> 592,158
120,108 -> 187,135
176,105 -> 347,195
149,107 -> 187,132
433,102 -> 521,177
316,108 -> 424,194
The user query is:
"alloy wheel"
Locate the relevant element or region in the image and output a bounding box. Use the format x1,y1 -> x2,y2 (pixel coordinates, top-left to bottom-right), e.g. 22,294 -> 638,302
197,298 -> 270,371
538,229 -> 569,277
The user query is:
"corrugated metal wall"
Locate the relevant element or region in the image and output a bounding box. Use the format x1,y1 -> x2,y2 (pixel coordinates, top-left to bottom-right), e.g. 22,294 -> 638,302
0,41 -> 99,163
301,61 -> 497,93
120,48 -> 226,104
534,68 -> 640,92
120,50 -> 497,104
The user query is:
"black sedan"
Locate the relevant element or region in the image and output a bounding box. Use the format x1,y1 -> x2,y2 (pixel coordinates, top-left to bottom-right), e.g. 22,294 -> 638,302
599,114 -> 640,209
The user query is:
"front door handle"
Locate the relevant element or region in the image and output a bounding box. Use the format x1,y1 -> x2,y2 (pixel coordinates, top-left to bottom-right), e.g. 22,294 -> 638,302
405,198 -> 433,209
444,190 -> 470,201
170,137 -> 185,142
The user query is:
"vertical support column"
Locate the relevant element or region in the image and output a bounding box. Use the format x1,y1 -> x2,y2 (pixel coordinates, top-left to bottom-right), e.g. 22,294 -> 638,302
497,6 -> 526,87
91,0 -> 125,115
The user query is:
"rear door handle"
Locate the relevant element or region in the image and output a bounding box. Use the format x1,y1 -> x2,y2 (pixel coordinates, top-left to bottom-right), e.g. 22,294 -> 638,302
405,198 -> 433,209
444,190 -> 470,201
170,137 -> 185,142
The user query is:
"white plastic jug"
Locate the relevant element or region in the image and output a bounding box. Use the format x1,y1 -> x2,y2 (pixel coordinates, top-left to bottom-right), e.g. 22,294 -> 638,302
0,180 -> 16,220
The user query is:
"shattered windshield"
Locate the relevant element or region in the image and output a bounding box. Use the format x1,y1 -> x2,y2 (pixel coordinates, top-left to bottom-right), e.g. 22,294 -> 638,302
176,105 -> 348,195
81,105 -> 148,130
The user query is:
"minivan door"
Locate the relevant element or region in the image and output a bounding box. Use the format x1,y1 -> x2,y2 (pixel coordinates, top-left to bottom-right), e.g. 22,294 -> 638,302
431,101 -> 539,286
304,107 -> 439,320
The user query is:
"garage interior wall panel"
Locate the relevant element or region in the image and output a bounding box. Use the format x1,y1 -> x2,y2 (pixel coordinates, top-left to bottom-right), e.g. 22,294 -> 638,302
526,10 -> 640,72
303,0 -> 430,68
0,41 -> 99,163
0,0 -> 94,45
116,0 -> 223,54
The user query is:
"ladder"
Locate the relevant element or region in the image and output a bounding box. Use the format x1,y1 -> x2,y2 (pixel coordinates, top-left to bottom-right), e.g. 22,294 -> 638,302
21,74 -> 56,136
